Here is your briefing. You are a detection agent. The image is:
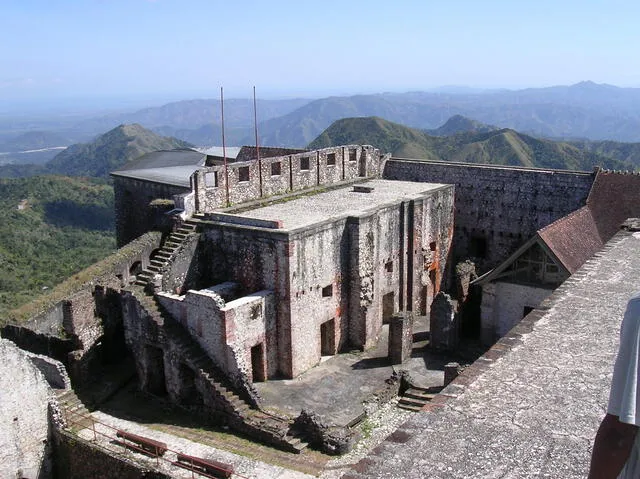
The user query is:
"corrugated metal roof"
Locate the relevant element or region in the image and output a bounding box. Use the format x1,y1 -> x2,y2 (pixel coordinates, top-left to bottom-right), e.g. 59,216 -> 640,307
112,165 -> 201,188
112,148 -> 210,187
114,149 -> 205,172
197,146 -> 241,158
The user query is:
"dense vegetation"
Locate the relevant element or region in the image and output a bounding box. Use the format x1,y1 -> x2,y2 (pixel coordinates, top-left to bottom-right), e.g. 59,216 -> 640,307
309,116 -> 637,171
0,176 -> 116,320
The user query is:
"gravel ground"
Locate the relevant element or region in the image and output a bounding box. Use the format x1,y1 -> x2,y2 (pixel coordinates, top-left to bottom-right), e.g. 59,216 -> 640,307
320,398 -> 413,479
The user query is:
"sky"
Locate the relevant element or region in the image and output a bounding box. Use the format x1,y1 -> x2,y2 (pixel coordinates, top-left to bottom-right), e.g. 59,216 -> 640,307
2,0 -> 640,110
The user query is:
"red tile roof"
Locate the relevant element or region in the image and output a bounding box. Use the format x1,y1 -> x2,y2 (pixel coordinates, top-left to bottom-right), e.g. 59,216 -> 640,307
538,206 -> 603,274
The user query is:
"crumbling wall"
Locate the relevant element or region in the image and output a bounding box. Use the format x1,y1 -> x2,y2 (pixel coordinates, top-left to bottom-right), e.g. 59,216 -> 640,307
0,339 -> 53,479
202,225 -> 290,378
158,288 -> 276,384
2,232 -> 162,385
384,159 -> 594,272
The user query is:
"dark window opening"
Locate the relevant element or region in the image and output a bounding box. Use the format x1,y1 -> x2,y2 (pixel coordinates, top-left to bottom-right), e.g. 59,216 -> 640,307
349,149 -> 357,162
327,153 -> 336,166
429,241 -> 437,251
322,284 -> 333,297
238,166 -> 250,182
129,261 -> 142,276
385,260 -> 394,273
271,162 -> 281,176
469,236 -> 487,258
300,156 -> 310,170
250,303 -> 262,320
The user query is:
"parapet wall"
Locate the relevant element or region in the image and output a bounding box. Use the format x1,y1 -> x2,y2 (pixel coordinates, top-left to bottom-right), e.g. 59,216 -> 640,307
384,159 -> 595,271
193,145 -> 387,212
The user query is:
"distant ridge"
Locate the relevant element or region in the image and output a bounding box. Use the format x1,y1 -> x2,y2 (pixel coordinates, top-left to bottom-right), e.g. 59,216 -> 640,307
309,116 -> 637,171
0,124 -> 191,178
428,115 -> 498,136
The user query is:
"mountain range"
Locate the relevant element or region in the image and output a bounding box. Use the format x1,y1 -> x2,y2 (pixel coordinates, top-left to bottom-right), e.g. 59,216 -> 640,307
308,116 -> 637,171
4,82 -> 640,153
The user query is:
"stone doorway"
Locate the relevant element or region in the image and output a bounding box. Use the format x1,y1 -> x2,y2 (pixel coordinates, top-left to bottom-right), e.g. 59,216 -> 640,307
382,292 -> 395,323
143,345 -> 167,396
320,318 -> 336,356
251,343 -> 266,382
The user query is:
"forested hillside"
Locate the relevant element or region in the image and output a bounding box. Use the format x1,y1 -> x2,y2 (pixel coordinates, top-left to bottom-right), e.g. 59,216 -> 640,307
0,176 -> 116,319
309,116 -> 637,171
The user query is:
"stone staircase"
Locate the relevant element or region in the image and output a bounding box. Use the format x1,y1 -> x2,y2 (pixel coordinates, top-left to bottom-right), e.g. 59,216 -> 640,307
134,221 -> 198,287
57,389 -> 94,432
130,286 -> 309,454
397,386 -> 441,412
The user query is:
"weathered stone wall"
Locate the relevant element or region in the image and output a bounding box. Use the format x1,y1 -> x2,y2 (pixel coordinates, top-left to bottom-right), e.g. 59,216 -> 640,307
480,281 -> 553,344
161,233 -> 202,294
260,155 -> 292,197
288,220 -> 352,376
201,226 -> 290,377
384,159 -> 594,272
158,288 -> 276,384
54,430 -> 170,479
2,232 -> 161,386
114,177 -> 188,247
0,339 -> 53,479
193,145 -> 384,214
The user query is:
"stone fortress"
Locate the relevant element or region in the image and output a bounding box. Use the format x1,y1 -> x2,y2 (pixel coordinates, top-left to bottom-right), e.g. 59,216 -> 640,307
3,141 -> 640,477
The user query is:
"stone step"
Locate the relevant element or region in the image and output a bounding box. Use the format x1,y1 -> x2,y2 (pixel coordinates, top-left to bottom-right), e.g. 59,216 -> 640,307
404,388 -> 437,402
150,259 -> 166,267
397,402 -> 424,412
286,436 -> 309,453
398,396 -> 430,408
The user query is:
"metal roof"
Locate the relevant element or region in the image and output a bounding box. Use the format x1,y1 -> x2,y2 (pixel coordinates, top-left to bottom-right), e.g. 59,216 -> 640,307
111,149 -> 205,187
111,147 -> 245,187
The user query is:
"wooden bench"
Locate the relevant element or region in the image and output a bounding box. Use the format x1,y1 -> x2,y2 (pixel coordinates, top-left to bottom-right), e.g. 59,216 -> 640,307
116,430 -> 167,457
173,452 -> 234,478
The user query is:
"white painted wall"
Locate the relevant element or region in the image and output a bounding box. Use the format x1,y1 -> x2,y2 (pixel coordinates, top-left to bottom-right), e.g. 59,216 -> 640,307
480,281 -> 552,344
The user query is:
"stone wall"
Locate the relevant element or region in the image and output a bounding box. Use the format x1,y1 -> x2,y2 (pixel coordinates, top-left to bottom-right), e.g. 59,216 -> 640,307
157,288 -> 276,384
114,178 -> 188,247
54,430 -> 170,479
0,339 -> 53,479
384,159 -> 594,272
480,281 -> 553,344
2,232 -> 162,384
193,145 -> 385,214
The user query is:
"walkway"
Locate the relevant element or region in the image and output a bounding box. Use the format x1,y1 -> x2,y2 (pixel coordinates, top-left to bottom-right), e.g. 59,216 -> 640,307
343,224 -> 640,478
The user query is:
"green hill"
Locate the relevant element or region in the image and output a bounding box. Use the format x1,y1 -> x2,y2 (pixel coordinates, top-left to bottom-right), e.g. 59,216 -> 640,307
46,123 -> 191,177
0,176 -> 116,320
309,116 -> 636,171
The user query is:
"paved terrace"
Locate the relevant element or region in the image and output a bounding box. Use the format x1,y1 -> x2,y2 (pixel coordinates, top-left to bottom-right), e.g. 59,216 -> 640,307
235,179 -> 447,230
344,223 -> 640,479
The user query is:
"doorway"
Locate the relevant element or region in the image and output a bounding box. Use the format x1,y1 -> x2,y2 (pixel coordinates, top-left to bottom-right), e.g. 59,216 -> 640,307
320,318 -> 336,356
251,343 -> 266,382
382,292 -> 395,323
144,345 -> 167,396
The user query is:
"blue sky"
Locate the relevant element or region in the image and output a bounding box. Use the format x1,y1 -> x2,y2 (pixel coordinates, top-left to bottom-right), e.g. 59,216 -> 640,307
2,0 -> 639,107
